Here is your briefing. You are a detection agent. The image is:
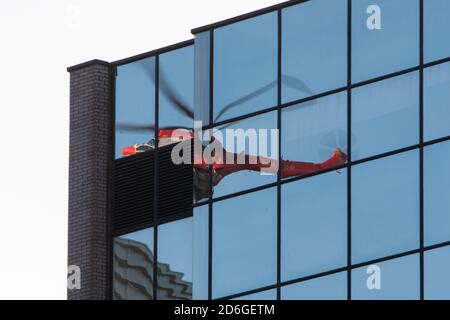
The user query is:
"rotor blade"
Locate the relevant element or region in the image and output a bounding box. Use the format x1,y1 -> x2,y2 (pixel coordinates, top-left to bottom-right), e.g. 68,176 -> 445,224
116,123 -> 156,132
214,75 -> 313,123
141,61 -> 194,119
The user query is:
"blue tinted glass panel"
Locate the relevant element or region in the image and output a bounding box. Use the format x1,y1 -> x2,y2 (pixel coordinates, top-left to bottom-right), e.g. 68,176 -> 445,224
424,0 -> 450,63
424,141 -> 450,246
282,91 -> 347,178
282,0 -> 347,103
425,246 -> 450,300
214,13 -> 277,122
115,57 -> 155,159
211,111 -> 278,199
352,72 -> 419,160
157,218 -> 192,300
194,32 -> 211,126
193,205 -> 209,300
159,46 -> 194,132
233,289 -> 277,300
282,170 -> 347,281
424,62 -> 450,141
213,188 -> 277,298
352,254 -> 420,300
352,0 -> 419,83
352,151 -> 420,263
281,272 -> 347,300
113,228 -> 154,300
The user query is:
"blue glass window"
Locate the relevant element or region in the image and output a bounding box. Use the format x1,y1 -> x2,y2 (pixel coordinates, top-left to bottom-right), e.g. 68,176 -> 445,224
424,141 -> 450,246
424,0 -> 450,63
425,246 -> 450,300
211,111 -> 278,199
157,218 -> 192,300
214,13 -> 278,122
352,151 -> 420,263
352,72 -> 419,160
352,254 -> 420,300
352,0 -> 419,83
233,289 -> 277,300
424,62 -> 450,142
282,91 -> 348,178
212,188 -> 277,298
115,57 -> 156,159
193,205 -> 209,300
282,0 -> 347,103
194,32 -> 211,126
159,46 -> 194,133
113,228 -> 154,300
282,170 -> 347,281
281,272 -> 347,300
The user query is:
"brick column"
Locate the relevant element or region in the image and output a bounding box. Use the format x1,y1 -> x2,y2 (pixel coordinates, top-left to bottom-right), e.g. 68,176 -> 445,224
67,60 -> 113,300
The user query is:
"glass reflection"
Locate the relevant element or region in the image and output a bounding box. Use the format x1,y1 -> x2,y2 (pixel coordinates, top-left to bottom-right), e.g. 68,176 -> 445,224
352,72 -> 419,160
352,151 -> 420,264
193,205 -> 209,300
115,57 -> 156,159
233,289 -> 276,300
281,272 -> 347,300
424,141 -> 450,246
282,91 -> 348,178
113,228 -> 154,300
282,170 -> 347,281
352,0 -> 419,83
352,254 -> 420,300
424,62 -> 450,142
194,32 -> 211,126
282,0 -> 347,103
212,188 -> 277,298
424,0 -> 450,63
425,246 -> 450,300
214,12 -> 277,122
157,218 -> 192,300
159,46 -> 194,136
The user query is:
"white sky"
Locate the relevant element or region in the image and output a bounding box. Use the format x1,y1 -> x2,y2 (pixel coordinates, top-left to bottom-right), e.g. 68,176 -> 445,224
0,0 -> 282,300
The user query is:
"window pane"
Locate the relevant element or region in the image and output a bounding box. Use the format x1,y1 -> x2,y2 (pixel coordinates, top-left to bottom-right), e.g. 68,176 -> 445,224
115,57 -> 156,159
113,228 -> 154,300
213,188 -> 277,298
282,170 -> 347,281
424,62 -> 450,142
214,13 -> 277,122
352,254 -> 420,300
210,111 -> 278,199
193,205 -> 209,300
194,32 -> 211,126
425,141 -> 450,246
425,246 -> 450,300
157,218 -> 192,300
352,0 -> 419,83
159,46 -> 194,133
424,0 -> 450,63
282,0 -> 347,103
282,91 -> 348,179
352,72 -> 419,160
233,289 -> 276,300
352,151 -> 420,263
281,272 -> 347,300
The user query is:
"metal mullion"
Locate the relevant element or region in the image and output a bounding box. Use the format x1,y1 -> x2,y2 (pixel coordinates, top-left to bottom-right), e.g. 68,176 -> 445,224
276,8 -> 282,301
153,54 -> 160,300
419,0 -> 425,301
208,29 -> 214,301
347,0 -> 352,301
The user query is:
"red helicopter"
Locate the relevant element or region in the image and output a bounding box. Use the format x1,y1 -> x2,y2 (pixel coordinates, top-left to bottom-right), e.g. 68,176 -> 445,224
117,67 -> 348,201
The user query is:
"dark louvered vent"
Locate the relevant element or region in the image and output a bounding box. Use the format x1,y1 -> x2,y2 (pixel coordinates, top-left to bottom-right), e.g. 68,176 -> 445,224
113,143 -> 193,235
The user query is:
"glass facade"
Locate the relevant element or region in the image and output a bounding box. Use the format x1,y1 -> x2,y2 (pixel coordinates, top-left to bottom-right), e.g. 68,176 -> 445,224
113,0 -> 450,300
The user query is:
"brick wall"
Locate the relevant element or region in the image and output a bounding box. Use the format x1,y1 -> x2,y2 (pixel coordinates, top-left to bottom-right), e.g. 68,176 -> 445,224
67,60 -> 113,300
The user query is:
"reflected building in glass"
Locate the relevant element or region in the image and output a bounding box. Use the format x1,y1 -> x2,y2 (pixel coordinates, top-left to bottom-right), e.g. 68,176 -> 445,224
68,0 -> 450,300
